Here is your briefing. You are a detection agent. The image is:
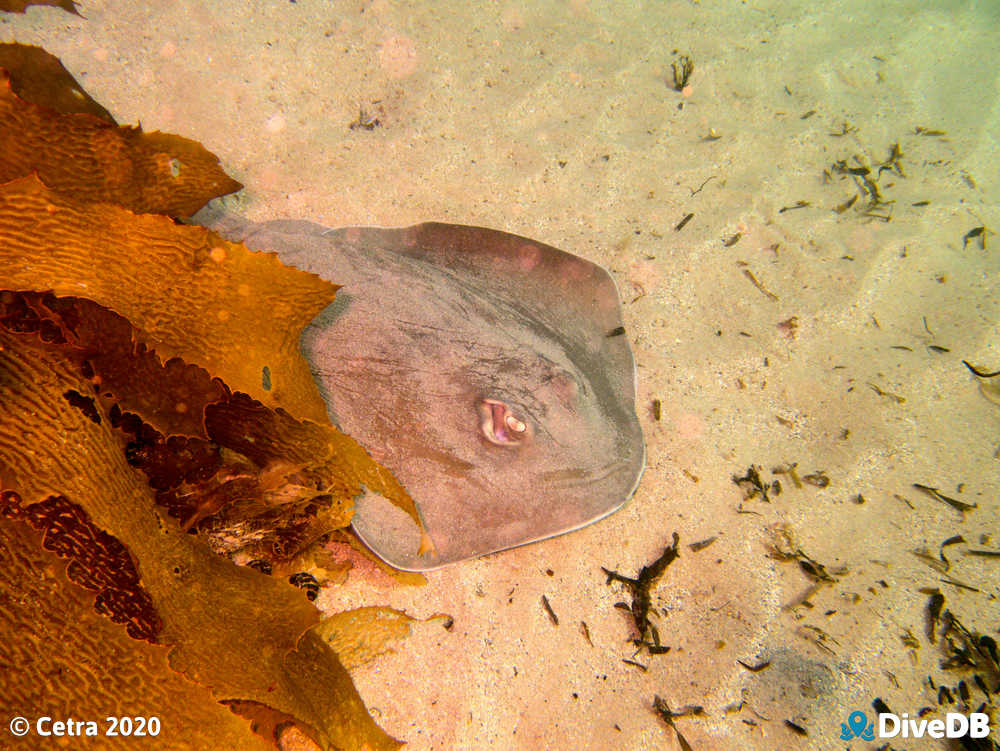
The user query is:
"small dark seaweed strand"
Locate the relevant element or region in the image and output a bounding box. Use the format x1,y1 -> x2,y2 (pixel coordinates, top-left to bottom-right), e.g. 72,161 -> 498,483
779,200 -> 810,213
939,535 -> 965,566
927,591 -> 945,642
653,697 -> 701,751
873,698 -> 892,715
963,360 -> 1000,378
912,484 -> 976,512
732,465 -> 771,502
541,595 -> 559,626
784,719 -> 808,736
963,226 -> 986,250
737,659 -> 771,672
671,55 -> 694,90
602,533 -> 681,643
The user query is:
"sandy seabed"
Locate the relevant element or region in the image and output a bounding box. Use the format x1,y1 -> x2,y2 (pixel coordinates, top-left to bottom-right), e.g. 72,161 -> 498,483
4,1 -> 999,749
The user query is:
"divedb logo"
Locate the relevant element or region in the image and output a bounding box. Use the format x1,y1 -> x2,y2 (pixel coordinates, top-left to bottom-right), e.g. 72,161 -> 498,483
840,709 -> 991,740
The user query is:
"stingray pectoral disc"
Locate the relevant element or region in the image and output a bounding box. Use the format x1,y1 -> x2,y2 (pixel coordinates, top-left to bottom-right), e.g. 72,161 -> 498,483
226,218 -> 646,570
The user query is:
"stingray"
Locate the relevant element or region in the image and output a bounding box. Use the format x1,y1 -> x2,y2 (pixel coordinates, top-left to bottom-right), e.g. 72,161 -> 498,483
206,216 -> 645,570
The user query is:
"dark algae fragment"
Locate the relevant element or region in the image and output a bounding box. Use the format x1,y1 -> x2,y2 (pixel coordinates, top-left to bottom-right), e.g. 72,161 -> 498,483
688,536 -> 717,553
912,483 -> 977,513
778,200 -> 810,213
602,533 -> 680,649
963,360 -> 1000,379
670,54 -> 694,91
801,471 -> 830,488
732,465 -> 773,502
652,696 -> 702,751
348,104 -> 382,131
784,719 -> 808,736
675,212 -> 694,231
737,659 -> 771,672
962,226 -> 986,250
541,594 -> 559,626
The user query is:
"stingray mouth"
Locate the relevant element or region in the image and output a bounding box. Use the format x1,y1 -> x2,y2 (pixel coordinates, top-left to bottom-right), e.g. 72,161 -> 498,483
478,398 -> 530,446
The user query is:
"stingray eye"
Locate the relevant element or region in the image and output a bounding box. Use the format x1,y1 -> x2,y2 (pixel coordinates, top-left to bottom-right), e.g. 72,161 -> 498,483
479,398 -> 530,446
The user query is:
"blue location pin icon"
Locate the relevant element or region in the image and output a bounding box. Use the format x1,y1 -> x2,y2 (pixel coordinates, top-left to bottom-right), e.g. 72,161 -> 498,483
848,711 -> 868,739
